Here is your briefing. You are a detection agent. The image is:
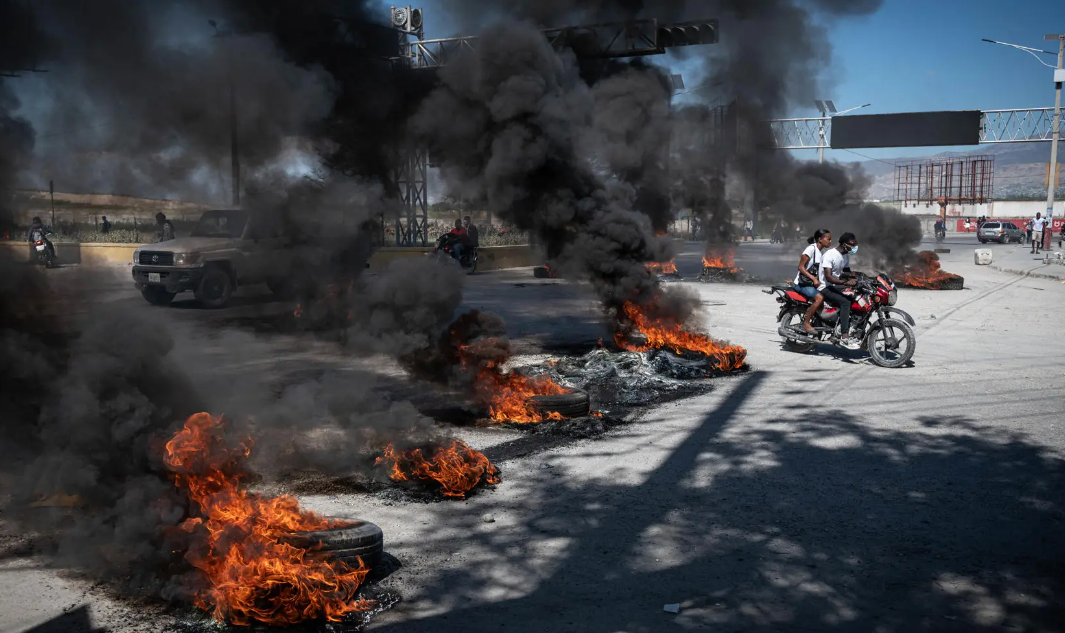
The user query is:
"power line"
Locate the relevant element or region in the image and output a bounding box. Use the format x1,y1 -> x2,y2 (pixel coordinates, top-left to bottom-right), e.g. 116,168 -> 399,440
839,148 -> 898,166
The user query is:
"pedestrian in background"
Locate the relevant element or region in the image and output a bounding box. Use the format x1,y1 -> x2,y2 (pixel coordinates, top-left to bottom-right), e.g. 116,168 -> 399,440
101,216 -> 112,234
156,212 -> 175,242
1030,213 -> 1046,255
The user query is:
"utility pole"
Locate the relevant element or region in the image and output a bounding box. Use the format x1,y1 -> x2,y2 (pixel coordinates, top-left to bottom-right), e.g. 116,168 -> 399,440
228,41 -> 240,208
209,20 -> 240,207
1044,33 -> 1063,251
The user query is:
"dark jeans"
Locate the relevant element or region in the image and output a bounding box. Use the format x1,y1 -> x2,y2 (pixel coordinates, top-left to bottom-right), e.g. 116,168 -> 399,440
820,286 -> 851,336
452,242 -> 464,261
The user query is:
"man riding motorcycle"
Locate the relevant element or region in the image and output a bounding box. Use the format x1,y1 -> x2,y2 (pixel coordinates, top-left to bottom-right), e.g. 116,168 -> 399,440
447,218 -> 468,262
819,232 -> 860,350
27,216 -> 56,264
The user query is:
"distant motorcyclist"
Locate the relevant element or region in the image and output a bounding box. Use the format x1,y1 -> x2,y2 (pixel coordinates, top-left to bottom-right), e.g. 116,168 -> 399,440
447,218 -> 468,262
155,212 -> 175,242
27,216 -> 56,262
819,232 -> 860,350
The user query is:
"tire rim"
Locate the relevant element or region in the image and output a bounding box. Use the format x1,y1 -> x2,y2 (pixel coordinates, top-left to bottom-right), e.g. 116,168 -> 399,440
203,275 -> 227,301
872,324 -> 910,362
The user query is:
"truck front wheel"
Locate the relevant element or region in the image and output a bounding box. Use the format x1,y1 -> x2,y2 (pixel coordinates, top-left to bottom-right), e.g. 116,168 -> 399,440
195,267 -> 233,309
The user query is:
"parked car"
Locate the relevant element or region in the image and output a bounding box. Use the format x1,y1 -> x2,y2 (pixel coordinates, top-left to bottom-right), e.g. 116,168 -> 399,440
977,221 -> 1024,244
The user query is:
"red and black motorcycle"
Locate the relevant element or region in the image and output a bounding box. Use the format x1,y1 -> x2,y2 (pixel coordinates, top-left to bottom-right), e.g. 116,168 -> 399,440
766,272 -> 916,368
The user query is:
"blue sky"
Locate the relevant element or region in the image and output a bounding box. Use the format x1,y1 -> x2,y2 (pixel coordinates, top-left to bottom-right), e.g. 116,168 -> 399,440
385,0 -> 1065,164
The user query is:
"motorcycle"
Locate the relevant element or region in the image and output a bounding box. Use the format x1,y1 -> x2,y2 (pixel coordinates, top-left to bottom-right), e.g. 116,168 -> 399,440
765,272 -> 916,368
934,228 -> 946,244
30,230 -> 57,269
435,234 -> 478,274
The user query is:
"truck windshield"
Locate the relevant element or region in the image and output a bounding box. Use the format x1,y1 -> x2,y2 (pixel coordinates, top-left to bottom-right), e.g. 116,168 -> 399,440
190,210 -> 249,238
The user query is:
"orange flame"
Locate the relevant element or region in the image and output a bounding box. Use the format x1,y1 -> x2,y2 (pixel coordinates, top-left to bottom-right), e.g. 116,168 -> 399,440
375,440 -> 500,498
459,345 -> 568,423
701,247 -> 740,273
294,280 -> 355,324
894,251 -> 962,289
614,301 -> 747,372
163,413 -> 371,626
646,260 -> 678,275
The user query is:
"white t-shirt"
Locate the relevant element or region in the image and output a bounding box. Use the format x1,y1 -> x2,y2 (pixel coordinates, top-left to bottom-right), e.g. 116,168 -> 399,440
1032,217 -> 1046,231
820,248 -> 850,287
794,244 -> 825,290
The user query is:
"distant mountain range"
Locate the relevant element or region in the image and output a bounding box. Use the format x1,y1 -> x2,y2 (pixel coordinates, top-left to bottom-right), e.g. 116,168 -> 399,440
858,143 -> 1065,200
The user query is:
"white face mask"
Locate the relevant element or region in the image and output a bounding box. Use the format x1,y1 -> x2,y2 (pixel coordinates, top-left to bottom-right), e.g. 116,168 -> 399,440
849,245 -> 859,255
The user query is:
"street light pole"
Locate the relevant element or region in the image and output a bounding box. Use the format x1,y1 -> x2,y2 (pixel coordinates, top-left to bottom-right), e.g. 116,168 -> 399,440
983,35 -> 1063,250
209,20 -> 240,207
814,101 -> 871,163
1044,33 -> 1063,251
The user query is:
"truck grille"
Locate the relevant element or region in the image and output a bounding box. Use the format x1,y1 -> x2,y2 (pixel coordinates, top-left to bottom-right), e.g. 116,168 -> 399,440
138,251 -> 173,266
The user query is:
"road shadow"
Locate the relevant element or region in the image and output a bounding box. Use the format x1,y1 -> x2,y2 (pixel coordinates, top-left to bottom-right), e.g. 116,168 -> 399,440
367,372 -> 1065,632
20,606 -> 104,633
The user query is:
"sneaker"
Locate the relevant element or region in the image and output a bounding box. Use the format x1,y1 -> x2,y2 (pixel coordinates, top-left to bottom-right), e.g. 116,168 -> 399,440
840,337 -> 861,350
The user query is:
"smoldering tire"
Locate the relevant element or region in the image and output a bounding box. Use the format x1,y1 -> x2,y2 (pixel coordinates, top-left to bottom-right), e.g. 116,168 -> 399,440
527,390 -> 591,418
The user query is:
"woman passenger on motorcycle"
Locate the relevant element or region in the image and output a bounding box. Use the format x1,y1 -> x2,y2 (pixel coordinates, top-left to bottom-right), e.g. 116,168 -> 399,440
794,229 -> 832,332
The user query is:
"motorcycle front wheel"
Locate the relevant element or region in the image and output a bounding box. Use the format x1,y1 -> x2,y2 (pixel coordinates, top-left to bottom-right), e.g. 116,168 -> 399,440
866,318 -> 916,368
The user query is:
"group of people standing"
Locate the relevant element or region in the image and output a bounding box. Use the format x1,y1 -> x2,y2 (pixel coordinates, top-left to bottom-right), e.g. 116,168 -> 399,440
792,229 -> 862,350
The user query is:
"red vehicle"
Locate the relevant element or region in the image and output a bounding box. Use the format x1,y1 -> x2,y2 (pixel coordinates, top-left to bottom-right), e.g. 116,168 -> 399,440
766,272 -> 916,368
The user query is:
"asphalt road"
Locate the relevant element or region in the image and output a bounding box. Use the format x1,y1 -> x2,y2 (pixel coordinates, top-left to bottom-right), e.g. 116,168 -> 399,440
2,241 -> 1064,633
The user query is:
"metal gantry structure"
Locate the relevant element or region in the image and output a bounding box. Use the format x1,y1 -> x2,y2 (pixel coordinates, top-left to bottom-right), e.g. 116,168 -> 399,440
388,6 -> 718,245
766,108 -> 1065,149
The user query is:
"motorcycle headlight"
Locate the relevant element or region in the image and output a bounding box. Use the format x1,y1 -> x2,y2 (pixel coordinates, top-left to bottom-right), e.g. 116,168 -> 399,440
173,252 -> 201,267
888,289 -> 897,306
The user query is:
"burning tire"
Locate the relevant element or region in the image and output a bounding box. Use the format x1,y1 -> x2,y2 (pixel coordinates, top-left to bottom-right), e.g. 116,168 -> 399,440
291,519 -> 384,569
533,266 -> 553,278
527,390 -> 590,418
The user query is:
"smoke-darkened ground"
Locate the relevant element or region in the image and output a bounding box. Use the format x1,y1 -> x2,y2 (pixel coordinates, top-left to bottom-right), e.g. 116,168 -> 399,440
4,0 -> 1050,629
4,256 -> 1064,632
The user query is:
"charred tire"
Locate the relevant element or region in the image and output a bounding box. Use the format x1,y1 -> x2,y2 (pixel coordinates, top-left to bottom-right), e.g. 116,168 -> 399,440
779,309 -> 816,353
141,286 -> 176,306
866,318 -> 916,369
291,520 -> 383,569
533,266 -> 551,278
528,390 -> 590,418
195,267 -> 233,309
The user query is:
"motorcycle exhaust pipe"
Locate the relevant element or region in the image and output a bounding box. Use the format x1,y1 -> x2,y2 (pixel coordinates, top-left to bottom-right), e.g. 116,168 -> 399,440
778,324 -> 819,344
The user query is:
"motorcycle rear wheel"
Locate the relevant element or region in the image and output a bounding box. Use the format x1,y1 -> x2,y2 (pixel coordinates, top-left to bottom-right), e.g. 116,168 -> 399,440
866,318 -> 916,368
778,309 -> 816,353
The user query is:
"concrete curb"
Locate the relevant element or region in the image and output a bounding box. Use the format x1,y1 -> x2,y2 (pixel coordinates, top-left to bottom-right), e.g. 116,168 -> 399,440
988,264 -> 1065,281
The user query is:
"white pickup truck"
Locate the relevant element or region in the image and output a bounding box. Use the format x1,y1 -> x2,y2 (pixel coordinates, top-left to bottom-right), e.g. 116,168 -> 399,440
131,209 -> 294,308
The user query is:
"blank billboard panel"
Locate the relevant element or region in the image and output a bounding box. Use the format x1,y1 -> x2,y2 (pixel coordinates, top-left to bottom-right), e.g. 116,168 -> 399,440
831,111 -> 982,149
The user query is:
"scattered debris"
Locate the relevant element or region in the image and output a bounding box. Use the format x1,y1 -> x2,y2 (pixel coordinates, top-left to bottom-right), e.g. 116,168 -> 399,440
663,603 -> 681,614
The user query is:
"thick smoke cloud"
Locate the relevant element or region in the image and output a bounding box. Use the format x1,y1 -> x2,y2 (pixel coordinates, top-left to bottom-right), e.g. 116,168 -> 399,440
410,21 -> 682,316
17,0 -> 336,202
